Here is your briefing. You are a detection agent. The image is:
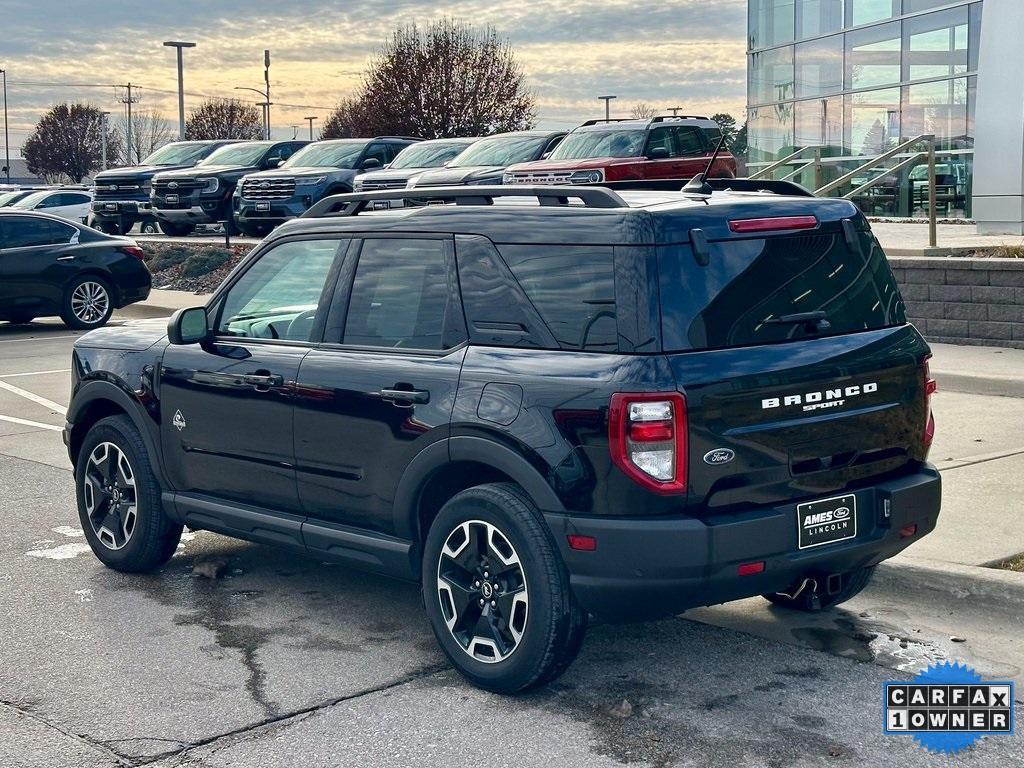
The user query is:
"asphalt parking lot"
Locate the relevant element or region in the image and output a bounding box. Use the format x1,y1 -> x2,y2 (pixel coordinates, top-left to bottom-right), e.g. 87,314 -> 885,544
1,318 -> 1022,767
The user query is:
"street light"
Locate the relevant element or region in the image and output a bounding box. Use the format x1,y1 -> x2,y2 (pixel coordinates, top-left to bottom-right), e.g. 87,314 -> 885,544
264,49 -> 271,139
598,95 -> 617,123
100,111 -> 110,170
0,68 -> 9,184
234,86 -> 271,139
163,41 -> 196,140
304,115 -> 317,140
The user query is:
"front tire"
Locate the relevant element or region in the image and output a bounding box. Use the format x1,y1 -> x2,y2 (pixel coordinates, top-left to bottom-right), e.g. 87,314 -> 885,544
237,221 -> 272,238
157,220 -> 195,237
97,220 -> 126,236
422,483 -> 586,693
6,313 -> 35,325
763,566 -> 876,612
75,415 -> 182,572
61,275 -> 114,329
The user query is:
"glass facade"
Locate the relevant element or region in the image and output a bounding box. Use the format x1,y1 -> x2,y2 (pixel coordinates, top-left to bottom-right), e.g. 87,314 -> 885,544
747,0 -> 983,217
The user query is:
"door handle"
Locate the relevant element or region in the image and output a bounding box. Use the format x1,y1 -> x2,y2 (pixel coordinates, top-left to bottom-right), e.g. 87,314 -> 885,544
379,387 -> 430,405
242,372 -> 284,390
57,255 -> 76,261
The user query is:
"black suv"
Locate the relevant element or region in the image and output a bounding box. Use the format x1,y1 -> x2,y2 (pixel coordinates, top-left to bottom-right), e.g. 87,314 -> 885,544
151,140 -> 307,236
91,141 -> 237,235
64,183 -> 941,693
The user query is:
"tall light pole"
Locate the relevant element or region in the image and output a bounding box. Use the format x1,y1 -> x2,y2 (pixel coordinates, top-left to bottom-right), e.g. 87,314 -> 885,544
264,49 -> 271,139
234,86 -> 270,139
305,115 -> 317,140
163,41 -> 195,140
100,111 -> 110,170
598,95 -> 616,123
1,68 -> 9,184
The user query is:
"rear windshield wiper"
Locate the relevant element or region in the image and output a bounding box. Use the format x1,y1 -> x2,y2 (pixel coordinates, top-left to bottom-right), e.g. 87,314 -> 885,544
763,311 -> 832,331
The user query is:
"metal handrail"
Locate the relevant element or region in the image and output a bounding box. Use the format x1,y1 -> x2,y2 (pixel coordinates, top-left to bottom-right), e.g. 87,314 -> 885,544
748,146 -> 820,180
843,152 -> 926,200
814,135 -> 934,196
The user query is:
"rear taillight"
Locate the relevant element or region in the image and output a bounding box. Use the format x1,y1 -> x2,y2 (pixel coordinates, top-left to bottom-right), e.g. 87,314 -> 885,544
120,245 -> 145,261
728,215 -> 818,233
922,355 -> 937,446
608,392 -> 687,494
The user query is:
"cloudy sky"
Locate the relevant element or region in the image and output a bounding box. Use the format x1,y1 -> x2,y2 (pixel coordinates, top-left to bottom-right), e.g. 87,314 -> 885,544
1,0 -> 746,150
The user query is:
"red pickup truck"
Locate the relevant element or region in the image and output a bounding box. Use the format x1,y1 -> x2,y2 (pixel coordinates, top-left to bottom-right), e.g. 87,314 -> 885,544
503,115 -> 736,186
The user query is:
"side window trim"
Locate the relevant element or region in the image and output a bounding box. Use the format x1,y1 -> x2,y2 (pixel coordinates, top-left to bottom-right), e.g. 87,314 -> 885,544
209,235 -> 352,346
320,233 -> 466,355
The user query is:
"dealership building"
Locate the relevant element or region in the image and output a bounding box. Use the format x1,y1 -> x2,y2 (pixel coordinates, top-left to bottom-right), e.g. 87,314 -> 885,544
746,0 -> 1024,233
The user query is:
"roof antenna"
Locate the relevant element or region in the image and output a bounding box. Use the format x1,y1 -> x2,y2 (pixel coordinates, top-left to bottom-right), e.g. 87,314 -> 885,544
682,131 -> 728,196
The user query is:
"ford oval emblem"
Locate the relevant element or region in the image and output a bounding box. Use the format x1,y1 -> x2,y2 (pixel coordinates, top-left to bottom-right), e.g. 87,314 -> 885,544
703,448 -> 735,466
832,506 -> 851,519
168,181 -> 179,189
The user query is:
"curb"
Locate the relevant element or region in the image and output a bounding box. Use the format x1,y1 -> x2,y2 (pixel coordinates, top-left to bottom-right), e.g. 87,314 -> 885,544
872,557 -> 1024,609
930,369 -> 1024,399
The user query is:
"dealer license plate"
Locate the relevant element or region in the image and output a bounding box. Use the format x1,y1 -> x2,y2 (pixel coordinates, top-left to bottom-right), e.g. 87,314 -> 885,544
797,494 -> 856,549
256,202 -> 270,211
165,194 -> 178,204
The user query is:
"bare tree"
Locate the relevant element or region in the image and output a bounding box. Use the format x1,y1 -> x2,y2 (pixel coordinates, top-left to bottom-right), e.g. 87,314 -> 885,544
22,103 -> 121,182
185,99 -> 263,141
332,19 -> 535,138
629,102 -> 658,120
121,109 -> 174,164
321,96 -> 374,139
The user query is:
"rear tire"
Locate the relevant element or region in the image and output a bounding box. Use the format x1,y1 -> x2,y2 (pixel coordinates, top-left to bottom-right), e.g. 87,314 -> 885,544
158,221 -> 195,237
75,415 -> 182,572
60,275 -> 114,330
763,566 -> 876,612
422,483 -> 586,694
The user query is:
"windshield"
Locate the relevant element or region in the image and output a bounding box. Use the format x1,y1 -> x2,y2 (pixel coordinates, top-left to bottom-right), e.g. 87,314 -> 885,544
549,129 -> 646,160
449,136 -> 546,167
284,142 -> 364,169
11,190 -> 53,209
0,190 -> 33,207
140,142 -> 218,166
390,142 -> 471,170
199,142 -> 270,167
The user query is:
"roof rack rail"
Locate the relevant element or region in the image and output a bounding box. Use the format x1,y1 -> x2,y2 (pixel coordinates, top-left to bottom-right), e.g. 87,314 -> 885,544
579,118 -> 638,126
302,186 -> 628,218
650,114 -> 710,122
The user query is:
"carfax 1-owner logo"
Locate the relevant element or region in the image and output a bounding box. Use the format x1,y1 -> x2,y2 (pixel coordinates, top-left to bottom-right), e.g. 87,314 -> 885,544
884,662 -> 1015,754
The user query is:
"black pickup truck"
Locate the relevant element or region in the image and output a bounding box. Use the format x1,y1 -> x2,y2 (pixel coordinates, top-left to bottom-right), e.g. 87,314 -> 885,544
150,140 -> 307,236
90,141 -> 236,235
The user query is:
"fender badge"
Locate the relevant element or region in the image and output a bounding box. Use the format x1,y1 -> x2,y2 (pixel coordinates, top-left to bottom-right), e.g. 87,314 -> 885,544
703,448 -> 735,466
172,410 -> 187,432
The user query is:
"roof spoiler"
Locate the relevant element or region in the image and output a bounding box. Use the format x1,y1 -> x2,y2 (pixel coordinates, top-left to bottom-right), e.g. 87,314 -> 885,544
599,178 -> 815,197
301,185 -> 628,217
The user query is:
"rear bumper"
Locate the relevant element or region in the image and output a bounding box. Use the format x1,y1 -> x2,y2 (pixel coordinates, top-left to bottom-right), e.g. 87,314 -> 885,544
544,465 -> 941,621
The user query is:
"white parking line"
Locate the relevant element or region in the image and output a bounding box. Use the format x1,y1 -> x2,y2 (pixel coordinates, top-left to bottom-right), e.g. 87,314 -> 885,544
0,415 -> 63,432
0,369 -> 72,379
0,380 -> 67,413
0,334 -> 80,344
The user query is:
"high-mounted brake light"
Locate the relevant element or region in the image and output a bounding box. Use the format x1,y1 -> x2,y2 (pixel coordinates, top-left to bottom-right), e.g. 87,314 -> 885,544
922,355 -> 937,446
728,215 -> 818,233
608,392 -> 687,494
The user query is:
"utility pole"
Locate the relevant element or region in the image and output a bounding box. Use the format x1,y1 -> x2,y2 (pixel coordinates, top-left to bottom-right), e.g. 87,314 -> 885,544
305,115 -> 317,140
667,105 -> 684,116
264,49 -> 271,140
163,41 -> 195,140
100,111 -> 110,170
118,83 -> 139,164
0,68 -> 9,184
598,95 -> 616,123
290,125 -> 299,139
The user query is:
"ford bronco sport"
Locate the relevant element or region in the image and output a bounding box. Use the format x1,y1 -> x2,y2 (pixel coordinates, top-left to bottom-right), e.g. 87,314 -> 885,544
65,182 -> 940,693
504,116 -> 736,186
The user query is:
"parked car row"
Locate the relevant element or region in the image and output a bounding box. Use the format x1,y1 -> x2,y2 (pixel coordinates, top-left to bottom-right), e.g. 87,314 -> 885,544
87,114 -> 736,238
1,186 -> 94,223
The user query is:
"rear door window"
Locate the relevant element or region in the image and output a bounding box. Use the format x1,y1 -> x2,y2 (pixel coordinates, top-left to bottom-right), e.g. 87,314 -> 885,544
673,126 -> 707,155
1,216 -> 74,247
498,244 -> 617,352
659,231 -> 905,351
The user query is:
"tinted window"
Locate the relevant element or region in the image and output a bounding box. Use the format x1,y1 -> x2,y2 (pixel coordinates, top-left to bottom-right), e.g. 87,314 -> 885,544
363,143 -> 391,165
674,127 -> 706,155
0,216 -> 75,247
343,239 -> 450,350
498,245 -> 617,352
658,231 -> 905,352
218,239 -> 342,341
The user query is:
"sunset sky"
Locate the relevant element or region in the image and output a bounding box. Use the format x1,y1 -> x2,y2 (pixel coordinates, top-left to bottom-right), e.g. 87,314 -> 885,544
1,0 -> 747,151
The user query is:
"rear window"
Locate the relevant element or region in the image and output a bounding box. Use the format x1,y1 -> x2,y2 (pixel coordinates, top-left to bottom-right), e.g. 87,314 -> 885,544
658,231 -> 905,351
498,245 -> 617,352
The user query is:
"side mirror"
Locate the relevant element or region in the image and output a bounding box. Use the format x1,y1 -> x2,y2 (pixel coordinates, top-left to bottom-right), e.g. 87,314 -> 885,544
168,306 -> 209,345
360,158 -> 382,170
647,147 -> 670,160
274,159 -> 286,168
